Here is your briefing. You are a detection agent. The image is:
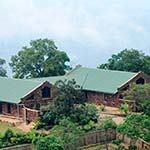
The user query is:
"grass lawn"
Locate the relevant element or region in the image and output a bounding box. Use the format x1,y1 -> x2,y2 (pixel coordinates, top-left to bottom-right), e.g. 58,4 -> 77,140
0,122 -> 23,135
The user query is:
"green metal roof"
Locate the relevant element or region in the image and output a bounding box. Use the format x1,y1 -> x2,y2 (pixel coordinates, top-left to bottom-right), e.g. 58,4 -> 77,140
66,67 -> 137,94
0,77 -> 43,103
0,67 -> 138,104
34,67 -> 138,94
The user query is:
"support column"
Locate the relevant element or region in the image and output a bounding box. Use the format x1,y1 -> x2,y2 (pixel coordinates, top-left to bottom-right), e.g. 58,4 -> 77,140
17,104 -> 20,119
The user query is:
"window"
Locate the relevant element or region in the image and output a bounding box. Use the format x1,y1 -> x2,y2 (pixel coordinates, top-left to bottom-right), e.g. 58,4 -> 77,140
136,77 -> 145,84
36,103 -> 40,110
42,86 -> 51,98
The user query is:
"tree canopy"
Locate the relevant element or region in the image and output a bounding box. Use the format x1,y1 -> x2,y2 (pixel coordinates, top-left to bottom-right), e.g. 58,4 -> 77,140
9,39 -> 71,78
0,58 -> 7,77
98,49 -> 150,75
38,79 -> 98,129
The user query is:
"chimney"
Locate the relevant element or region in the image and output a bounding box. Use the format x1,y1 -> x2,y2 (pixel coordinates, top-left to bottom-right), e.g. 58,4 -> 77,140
75,64 -> 82,68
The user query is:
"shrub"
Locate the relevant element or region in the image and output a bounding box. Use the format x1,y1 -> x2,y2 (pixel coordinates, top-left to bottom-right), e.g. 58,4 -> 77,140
100,117 -> 117,130
35,118 -> 80,150
36,135 -> 64,150
70,103 -> 98,126
3,129 -> 14,143
112,139 -> 122,145
128,145 -> 137,150
82,121 -> 96,132
119,103 -> 130,115
0,129 -> 32,148
117,113 -> 150,142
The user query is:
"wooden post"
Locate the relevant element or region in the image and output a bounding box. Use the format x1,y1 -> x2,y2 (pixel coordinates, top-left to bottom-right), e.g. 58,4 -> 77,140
23,107 -> 27,124
17,104 -> 19,119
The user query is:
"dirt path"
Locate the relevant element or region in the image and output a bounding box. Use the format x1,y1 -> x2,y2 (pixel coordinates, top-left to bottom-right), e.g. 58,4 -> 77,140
100,106 -> 125,125
17,122 -> 35,133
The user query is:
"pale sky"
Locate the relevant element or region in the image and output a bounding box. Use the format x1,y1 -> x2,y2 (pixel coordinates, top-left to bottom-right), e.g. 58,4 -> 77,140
0,0 -> 150,75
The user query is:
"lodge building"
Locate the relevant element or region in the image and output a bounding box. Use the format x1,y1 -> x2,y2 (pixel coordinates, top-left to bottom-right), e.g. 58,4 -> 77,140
0,66 -> 150,123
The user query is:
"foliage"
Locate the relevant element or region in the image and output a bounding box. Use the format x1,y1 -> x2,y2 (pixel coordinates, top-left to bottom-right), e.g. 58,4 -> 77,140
0,58 -> 7,77
70,103 -> 98,126
82,121 -> 96,132
35,118 -> 80,150
9,38 -> 70,78
38,80 -> 98,129
124,83 -> 150,115
0,129 -> 31,148
100,117 -> 117,130
98,49 -> 150,75
117,113 -> 150,142
119,103 -> 130,115
112,139 -> 122,145
97,104 -> 105,112
128,145 -> 137,150
36,135 -> 64,150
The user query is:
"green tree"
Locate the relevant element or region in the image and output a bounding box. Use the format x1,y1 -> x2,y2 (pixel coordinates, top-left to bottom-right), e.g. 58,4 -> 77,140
124,84 -> 150,115
0,58 -> 7,77
9,39 -> 70,78
98,49 -> 150,75
40,79 -> 87,126
38,80 -> 98,129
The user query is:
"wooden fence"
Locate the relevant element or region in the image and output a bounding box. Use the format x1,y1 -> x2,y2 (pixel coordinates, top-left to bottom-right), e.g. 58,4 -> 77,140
65,128 -> 116,150
79,128 -> 116,147
117,132 -> 150,150
2,130 -> 149,150
1,144 -> 34,150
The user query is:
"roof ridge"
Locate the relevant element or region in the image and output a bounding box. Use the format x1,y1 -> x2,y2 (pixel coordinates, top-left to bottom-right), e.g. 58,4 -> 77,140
80,67 -> 137,74
65,65 -> 82,75
0,76 -> 42,83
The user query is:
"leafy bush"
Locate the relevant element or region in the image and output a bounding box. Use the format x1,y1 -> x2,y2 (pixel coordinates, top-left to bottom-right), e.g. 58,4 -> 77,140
124,83 -> 150,114
82,121 -> 96,132
100,117 -> 117,130
128,145 -> 137,150
35,118 -> 80,150
119,103 -> 130,115
112,139 -> 122,145
36,135 -> 64,150
0,129 -> 31,148
70,103 -> 98,126
117,113 -> 150,142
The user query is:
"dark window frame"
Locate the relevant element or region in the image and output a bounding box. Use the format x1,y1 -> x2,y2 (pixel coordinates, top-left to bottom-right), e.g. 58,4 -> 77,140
42,86 -> 51,98
7,103 -> 11,113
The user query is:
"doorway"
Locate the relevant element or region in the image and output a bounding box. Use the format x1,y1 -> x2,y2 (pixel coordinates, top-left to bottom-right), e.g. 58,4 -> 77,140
0,103 -> 2,114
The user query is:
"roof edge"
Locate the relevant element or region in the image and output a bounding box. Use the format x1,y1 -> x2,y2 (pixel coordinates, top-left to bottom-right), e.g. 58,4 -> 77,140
21,81 -> 50,100
117,71 -> 141,90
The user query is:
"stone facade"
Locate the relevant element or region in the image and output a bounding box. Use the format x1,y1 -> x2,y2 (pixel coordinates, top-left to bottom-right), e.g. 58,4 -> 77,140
0,72 -> 150,122
86,73 -> 150,108
0,102 -> 23,118
0,81 -> 56,123
21,81 -> 53,109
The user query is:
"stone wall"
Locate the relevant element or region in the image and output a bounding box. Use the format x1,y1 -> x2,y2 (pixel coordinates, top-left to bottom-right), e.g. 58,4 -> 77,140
0,102 -> 23,118
87,91 -> 119,107
21,81 -> 53,110
23,107 -> 39,123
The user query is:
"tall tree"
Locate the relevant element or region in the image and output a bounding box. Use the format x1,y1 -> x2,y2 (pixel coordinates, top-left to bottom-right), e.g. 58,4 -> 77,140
0,58 -> 7,77
98,49 -> 150,75
9,39 -> 71,78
